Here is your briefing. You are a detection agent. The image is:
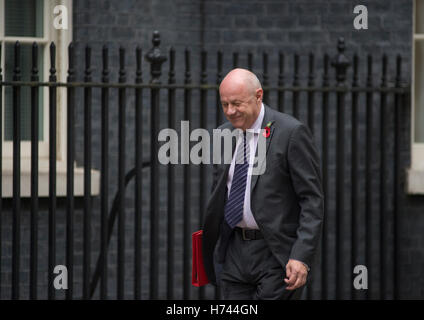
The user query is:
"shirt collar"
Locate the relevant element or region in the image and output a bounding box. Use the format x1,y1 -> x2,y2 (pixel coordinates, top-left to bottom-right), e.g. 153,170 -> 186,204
249,102 -> 264,133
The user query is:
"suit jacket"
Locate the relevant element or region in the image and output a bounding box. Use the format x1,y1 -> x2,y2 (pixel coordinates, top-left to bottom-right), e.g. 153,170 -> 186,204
202,104 -> 324,286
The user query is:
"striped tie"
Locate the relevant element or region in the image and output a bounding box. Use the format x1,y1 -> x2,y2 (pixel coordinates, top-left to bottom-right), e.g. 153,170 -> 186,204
224,132 -> 250,229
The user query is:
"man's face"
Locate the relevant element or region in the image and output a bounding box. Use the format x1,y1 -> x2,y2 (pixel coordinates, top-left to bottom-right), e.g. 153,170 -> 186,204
220,82 -> 262,131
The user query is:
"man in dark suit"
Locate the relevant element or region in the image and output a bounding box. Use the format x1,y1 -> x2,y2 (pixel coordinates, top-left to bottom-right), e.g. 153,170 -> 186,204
202,68 -> 324,300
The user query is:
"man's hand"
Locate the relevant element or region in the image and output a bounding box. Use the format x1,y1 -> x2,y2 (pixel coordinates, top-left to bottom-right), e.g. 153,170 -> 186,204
284,259 -> 308,290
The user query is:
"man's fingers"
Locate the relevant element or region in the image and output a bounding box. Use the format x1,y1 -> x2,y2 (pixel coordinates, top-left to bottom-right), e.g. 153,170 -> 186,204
284,260 -> 308,290
286,272 -> 307,290
285,264 -> 292,279
286,272 -> 298,288
286,276 -> 301,290
284,270 -> 298,286
285,260 -> 309,290
294,275 -> 305,289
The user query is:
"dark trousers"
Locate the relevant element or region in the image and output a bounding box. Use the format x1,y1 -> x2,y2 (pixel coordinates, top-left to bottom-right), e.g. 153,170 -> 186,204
216,229 -> 304,300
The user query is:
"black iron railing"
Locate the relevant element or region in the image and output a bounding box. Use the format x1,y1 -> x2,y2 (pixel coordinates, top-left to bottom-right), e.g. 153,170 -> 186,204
0,31 -> 410,300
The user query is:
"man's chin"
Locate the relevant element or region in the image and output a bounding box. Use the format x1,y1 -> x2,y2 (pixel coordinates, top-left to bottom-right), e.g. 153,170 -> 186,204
229,119 -> 244,129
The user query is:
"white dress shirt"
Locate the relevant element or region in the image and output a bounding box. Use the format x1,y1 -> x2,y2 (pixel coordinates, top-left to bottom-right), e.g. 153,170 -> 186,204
226,103 -> 265,230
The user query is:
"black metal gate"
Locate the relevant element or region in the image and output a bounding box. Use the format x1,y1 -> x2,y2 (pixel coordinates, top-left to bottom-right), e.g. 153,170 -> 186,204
0,31 -> 410,299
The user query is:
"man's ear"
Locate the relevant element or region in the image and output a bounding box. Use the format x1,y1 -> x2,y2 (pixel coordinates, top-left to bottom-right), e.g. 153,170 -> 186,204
256,88 -> 263,102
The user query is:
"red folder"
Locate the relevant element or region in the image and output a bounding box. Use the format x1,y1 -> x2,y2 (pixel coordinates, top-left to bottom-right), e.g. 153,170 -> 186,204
192,230 -> 210,287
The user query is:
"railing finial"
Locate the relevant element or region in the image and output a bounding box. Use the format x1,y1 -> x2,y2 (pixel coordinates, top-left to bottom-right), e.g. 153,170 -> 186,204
331,37 -> 350,85
145,30 -> 167,84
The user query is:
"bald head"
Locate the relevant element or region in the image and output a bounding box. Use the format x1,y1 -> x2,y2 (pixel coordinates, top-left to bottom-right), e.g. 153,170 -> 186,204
220,68 -> 262,96
219,68 -> 263,130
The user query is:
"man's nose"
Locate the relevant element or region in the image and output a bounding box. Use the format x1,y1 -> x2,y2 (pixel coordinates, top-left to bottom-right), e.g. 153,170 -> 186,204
226,104 -> 236,115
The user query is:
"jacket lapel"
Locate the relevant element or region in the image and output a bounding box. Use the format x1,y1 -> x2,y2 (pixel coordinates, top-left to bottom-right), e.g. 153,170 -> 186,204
250,105 -> 275,194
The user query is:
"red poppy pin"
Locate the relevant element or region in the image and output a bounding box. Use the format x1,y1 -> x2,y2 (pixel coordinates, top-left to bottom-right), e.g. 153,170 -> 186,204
263,121 -> 274,138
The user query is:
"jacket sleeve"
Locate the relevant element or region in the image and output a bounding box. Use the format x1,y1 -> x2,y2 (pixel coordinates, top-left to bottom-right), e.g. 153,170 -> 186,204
287,124 -> 324,269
